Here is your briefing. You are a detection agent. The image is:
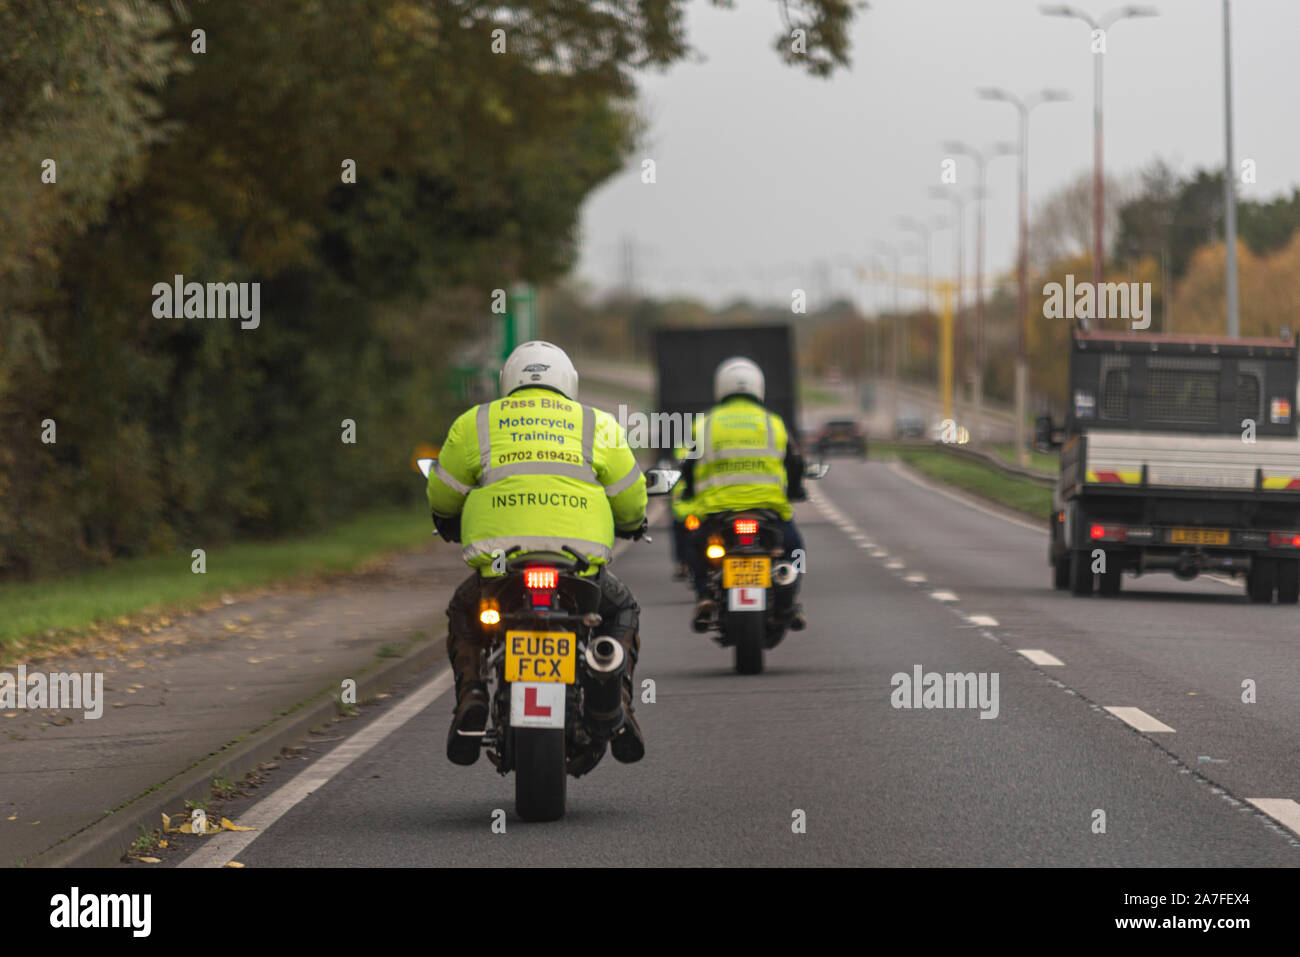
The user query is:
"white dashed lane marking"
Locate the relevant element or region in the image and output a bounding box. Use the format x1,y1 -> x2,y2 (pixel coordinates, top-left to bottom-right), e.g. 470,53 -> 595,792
1019,649 -> 1064,667
1105,706 -> 1175,733
930,590 -> 959,602
966,614 -> 999,627
1245,799 -> 1300,837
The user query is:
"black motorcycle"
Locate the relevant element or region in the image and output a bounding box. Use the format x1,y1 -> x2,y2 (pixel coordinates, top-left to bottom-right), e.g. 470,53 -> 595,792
693,509 -> 802,674
469,548 -> 629,822
417,460 -> 677,822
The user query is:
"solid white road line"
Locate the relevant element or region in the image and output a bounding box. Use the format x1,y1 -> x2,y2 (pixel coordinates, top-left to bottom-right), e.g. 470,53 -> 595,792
1245,798 -> 1300,837
966,614 -> 999,627
930,590 -> 959,602
1105,706 -> 1175,733
1018,649 -> 1064,667
179,668 -> 455,868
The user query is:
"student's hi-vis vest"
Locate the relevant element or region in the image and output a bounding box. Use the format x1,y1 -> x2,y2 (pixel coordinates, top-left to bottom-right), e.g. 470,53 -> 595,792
692,397 -> 792,520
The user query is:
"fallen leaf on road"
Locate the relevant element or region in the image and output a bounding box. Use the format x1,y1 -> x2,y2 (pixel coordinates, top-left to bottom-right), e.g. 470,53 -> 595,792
224,861 -> 245,868
221,817 -> 255,831
6,814 -> 16,821
136,857 -> 162,864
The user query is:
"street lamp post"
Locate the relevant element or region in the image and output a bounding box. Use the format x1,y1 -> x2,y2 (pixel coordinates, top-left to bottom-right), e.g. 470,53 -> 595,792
1222,0 -> 1239,337
899,215 -> 949,373
873,241 -> 902,435
978,86 -> 1071,466
943,140 -> 1016,445
1040,4 -> 1158,297
930,186 -> 970,413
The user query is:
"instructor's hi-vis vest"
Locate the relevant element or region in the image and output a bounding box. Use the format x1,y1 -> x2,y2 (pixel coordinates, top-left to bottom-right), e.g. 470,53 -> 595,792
425,388 -> 646,575
692,396 -> 793,521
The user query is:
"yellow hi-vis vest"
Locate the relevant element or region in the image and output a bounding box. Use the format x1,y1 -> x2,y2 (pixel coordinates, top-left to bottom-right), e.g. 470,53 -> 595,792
425,388 -> 647,574
691,396 -> 793,521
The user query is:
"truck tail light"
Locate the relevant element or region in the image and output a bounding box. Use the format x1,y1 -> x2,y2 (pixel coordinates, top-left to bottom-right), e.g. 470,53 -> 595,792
1268,532 -> 1300,547
1089,524 -> 1127,542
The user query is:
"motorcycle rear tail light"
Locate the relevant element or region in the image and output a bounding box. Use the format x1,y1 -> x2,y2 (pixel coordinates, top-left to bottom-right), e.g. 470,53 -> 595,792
734,519 -> 758,535
525,567 -> 557,589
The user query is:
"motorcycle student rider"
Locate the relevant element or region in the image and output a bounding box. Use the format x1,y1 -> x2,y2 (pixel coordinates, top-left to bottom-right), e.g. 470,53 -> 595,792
425,341 -> 649,773
678,357 -> 808,632
668,443 -> 696,581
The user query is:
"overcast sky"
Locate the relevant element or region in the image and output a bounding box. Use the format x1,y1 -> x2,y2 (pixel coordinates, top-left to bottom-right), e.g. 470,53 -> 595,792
574,0 -> 1300,313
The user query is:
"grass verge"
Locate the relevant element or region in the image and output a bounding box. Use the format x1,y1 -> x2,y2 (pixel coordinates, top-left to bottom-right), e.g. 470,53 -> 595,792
0,504 -> 431,650
989,442 -> 1059,475
872,442 -> 1054,522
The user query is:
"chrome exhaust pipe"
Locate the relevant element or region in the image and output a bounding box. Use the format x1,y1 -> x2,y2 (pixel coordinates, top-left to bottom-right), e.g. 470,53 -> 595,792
585,635 -> 625,676
581,636 -> 626,736
772,561 -> 798,587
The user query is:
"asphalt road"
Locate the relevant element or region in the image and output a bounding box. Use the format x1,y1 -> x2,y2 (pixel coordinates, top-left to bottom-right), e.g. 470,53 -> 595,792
171,458 -> 1300,866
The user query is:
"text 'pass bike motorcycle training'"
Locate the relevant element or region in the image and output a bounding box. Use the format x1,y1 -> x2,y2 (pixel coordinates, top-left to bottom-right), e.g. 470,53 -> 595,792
417,459 -> 677,822
687,462 -> 828,675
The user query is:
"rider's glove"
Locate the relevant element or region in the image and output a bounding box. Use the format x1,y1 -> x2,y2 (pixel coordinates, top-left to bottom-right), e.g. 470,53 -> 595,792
615,519 -> 648,541
433,513 -> 462,543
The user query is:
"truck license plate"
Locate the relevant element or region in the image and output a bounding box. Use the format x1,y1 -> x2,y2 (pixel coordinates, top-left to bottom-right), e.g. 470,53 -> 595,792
1170,528 -> 1229,545
723,557 -> 771,588
505,631 -> 576,683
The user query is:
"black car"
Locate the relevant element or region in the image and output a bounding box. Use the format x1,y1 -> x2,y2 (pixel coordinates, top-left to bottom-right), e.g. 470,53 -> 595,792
814,419 -> 867,458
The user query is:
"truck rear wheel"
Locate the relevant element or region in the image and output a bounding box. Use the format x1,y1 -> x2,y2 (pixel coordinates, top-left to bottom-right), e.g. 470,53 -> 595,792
1068,551 -> 1094,596
1052,555 -> 1070,590
1098,561 -> 1122,596
1276,560 -> 1300,604
1247,559 -> 1276,604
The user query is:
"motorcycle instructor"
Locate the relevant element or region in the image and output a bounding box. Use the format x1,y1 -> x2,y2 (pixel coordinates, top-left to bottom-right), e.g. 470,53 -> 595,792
425,341 -> 648,772
678,356 -> 808,632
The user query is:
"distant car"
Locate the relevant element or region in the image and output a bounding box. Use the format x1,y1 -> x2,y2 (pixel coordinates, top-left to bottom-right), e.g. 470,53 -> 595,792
894,415 -> 925,439
814,419 -> 867,458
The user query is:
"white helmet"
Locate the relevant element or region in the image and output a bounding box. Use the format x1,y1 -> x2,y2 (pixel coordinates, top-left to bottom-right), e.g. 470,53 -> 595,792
714,356 -> 765,403
500,340 -> 579,400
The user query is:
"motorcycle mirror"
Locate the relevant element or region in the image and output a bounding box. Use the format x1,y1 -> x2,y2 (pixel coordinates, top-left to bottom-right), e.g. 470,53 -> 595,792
644,468 -> 681,496
416,458 -> 435,479
806,461 -> 831,480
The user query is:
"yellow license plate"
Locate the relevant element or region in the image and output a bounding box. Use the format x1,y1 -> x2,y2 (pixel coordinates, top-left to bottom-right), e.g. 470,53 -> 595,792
723,557 -> 771,588
1170,528 -> 1229,545
505,631 -> 576,684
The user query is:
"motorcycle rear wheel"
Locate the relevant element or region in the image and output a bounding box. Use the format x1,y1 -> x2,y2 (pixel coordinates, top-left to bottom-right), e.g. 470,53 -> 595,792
514,728 -> 566,822
728,609 -> 765,675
